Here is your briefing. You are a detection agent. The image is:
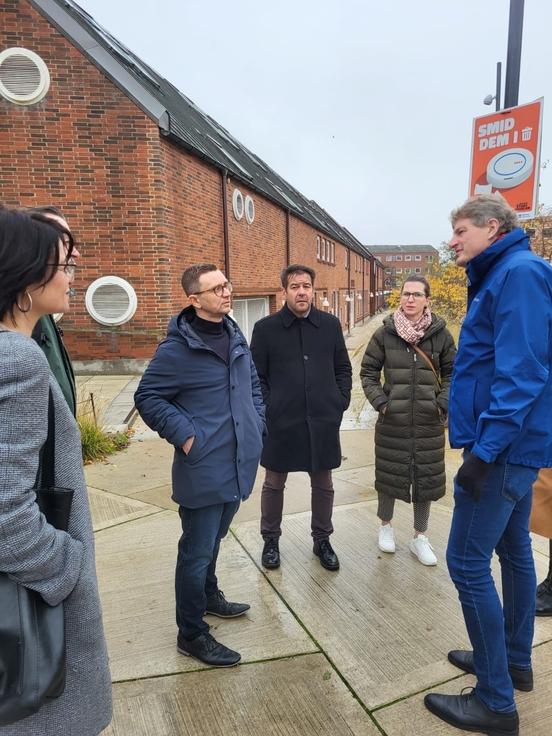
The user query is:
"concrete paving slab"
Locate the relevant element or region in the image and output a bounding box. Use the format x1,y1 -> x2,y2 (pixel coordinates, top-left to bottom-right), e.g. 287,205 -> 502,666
130,483 -> 178,511
373,640 -> 552,736
88,486 -> 162,531
233,500 -> 552,709
85,438 -> 172,495
95,511 -> 317,682
333,465 -> 376,492
532,533 -> 551,558
104,653 -> 380,736
339,428 -> 376,469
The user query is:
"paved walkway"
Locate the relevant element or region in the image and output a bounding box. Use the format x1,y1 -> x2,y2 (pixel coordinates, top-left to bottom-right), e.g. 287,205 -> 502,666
83,315 -> 552,735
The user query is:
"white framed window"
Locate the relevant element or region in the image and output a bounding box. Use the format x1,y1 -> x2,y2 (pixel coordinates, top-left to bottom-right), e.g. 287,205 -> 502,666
0,48 -> 50,105
232,188 -> 244,220
427,255 -> 433,262
244,195 -> 255,224
316,236 -> 321,259
231,297 -> 269,343
414,255 -> 421,261
85,276 -> 137,326
385,256 -> 393,262
415,267 -> 422,273
396,268 -> 402,273
331,241 -> 335,264
405,255 -> 412,261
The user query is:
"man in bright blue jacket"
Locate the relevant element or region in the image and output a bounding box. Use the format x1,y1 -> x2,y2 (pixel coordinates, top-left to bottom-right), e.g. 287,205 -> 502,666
135,263 -> 265,668
425,195 -> 552,736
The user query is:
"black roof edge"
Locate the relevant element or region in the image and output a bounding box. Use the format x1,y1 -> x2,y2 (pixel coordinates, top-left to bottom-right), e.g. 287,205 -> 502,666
31,0 -> 372,258
30,0 -> 169,129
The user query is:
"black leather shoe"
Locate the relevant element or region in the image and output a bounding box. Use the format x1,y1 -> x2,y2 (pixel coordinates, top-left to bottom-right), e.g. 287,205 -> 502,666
536,575 -> 551,595
448,650 -> 533,692
262,537 -> 280,569
313,539 -> 340,570
177,632 -> 241,667
424,690 -> 519,736
205,589 -> 250,618
536,582 -> 552,616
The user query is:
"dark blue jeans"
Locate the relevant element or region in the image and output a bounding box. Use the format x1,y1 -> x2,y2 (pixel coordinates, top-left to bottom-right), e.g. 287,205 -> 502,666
446,459 -> 538,713
175,500 -> 240,640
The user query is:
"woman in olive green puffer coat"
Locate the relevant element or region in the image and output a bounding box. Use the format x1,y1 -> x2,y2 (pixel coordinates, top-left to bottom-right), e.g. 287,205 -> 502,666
360,276 -> 456,565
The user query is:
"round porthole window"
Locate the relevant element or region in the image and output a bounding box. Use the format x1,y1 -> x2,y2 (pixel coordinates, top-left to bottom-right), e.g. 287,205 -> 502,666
232,188 -> 244,220
244,195 -> 255,224
0,48 -> 50,105
85,276 -> 137,326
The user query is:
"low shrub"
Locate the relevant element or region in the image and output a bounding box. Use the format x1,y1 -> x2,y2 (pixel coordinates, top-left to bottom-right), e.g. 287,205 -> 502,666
78,415 -> 130,463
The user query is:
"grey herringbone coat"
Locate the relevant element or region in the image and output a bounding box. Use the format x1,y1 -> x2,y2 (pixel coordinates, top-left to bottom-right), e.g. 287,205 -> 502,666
0,330 -> 112,735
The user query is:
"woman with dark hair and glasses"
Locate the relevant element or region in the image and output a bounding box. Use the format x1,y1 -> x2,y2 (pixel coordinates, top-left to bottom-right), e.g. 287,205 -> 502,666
0,208 -> 112,735
24,206 -> 80,416
360,275 -> 456,565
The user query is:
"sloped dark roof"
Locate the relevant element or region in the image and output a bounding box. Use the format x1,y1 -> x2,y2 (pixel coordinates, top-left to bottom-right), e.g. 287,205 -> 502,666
32,0 -> 373,259
366,244 -> 438,254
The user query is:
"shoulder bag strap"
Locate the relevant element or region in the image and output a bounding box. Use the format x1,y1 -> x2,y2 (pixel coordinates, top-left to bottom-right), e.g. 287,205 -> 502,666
412,345 -> 442,390
36,389 -> 56,488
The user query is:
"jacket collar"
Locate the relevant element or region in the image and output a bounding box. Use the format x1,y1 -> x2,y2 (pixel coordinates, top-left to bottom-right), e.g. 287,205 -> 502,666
466,227 -> 530,288
280,302 -> 321,328
170,305 -> 245,350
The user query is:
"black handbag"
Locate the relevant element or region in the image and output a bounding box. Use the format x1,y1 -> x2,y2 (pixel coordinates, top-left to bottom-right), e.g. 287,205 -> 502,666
0,390 -> 74,726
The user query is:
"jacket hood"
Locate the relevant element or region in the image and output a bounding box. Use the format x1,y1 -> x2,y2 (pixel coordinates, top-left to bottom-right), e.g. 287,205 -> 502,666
383,311 -> 447,340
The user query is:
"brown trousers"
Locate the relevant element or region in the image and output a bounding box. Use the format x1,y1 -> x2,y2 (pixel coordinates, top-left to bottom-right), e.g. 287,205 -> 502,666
530,468 -> 552,539
261,468 -> 334,542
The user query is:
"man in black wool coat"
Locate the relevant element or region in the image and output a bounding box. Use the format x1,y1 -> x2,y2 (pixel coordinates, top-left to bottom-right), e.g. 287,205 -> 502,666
250,264 -> 352,571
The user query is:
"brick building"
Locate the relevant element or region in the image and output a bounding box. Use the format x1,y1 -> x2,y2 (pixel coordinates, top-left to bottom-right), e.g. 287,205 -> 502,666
365,244 -> 439,292
0,0 -> 385,370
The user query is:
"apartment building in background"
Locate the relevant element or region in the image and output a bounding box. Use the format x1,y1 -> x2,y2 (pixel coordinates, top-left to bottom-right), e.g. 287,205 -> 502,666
366,244 -> 439,291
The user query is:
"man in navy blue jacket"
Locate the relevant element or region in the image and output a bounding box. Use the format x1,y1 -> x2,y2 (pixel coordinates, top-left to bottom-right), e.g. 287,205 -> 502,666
135,263 -> 265,667
425,195 -> 552,736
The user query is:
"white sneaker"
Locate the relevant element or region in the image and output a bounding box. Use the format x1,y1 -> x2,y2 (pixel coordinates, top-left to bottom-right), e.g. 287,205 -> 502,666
409,535 -> 437,566
378,524 -> 396,553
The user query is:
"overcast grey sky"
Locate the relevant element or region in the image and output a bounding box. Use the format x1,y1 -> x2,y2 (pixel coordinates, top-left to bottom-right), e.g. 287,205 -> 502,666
76,0 -> 552,248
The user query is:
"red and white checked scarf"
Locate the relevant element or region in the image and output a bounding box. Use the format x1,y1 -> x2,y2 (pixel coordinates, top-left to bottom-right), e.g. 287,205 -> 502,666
393,306 -> 432,345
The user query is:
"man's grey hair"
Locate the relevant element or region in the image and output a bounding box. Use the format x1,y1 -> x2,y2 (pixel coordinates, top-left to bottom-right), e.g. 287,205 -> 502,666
450,194 -> 519,235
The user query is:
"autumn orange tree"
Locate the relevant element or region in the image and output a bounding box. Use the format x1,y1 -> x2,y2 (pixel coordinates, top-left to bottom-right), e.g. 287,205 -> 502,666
523,205 -> 552,262
387,253 -> 466,323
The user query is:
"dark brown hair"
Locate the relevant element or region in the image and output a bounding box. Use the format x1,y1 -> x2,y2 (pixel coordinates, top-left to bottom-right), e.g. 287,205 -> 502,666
181,263 -> 218,296
280,263 -> 316,289
401,274 -> 430,297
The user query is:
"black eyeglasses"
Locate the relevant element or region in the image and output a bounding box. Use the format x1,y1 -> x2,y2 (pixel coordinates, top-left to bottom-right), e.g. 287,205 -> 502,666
194,281 -> 233,297
47,262 -> 77,277
401,291 -> 426,299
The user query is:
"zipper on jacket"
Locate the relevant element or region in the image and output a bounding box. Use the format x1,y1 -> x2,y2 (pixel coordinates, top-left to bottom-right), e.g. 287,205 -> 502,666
410,347 -> 416,503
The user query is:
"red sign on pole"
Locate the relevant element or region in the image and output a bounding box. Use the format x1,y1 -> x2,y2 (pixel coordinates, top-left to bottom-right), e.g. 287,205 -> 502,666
469,99 -> 544,219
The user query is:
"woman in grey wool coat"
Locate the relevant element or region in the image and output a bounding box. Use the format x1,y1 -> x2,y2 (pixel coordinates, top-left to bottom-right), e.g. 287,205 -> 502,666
0,208 -> 112,735
360,275 -> 456,566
